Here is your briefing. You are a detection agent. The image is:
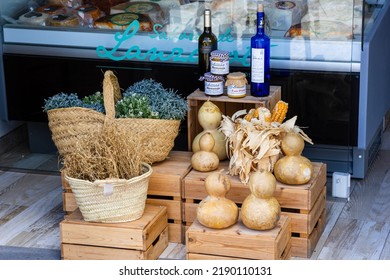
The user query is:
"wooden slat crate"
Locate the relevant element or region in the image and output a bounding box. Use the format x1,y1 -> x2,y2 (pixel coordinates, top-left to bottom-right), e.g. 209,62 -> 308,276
62,150 -> 192,243
186,215 -> 291,260
146,150 -> 192,243
183,161 -> 327,258
187,87 -> 281,150
60,204 -> 168,260
291,209 -> 326,259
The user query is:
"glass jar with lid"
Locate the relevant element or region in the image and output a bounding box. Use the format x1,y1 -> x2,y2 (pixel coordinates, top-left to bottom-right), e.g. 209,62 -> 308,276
210,50 -> 230,76
225,72 -> 247,98
201,72 -> 224,96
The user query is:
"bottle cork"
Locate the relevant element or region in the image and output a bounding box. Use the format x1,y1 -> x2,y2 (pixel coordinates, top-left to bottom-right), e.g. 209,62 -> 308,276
258,3 -> 264,12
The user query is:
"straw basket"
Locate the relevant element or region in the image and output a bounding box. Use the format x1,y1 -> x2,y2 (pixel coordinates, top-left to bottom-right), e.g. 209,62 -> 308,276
47,71 -> 180,163
65,163 -> 152,223
47,108 -> 105,157
114,118 -> 180,163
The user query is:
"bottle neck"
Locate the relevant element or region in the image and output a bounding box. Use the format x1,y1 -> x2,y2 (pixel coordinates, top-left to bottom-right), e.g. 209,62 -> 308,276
204,10 -> 212,32
256,12 -> 265,35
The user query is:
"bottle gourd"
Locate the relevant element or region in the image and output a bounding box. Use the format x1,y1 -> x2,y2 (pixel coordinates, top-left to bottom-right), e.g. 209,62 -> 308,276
241,170 -> 281,230
191,132 -> 219,172
196,172 -> 239,229
273,131 -> 313,185
192,100 -> 227,160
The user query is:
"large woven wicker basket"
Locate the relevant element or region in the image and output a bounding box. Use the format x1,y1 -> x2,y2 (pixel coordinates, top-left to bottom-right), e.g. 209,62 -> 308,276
65,163 -> 152,223
47,107 -> 105,156
47,71 -> 180,163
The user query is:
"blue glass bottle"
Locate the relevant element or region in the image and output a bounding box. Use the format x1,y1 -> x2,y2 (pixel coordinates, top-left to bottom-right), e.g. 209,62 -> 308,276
250,3 -> 270,97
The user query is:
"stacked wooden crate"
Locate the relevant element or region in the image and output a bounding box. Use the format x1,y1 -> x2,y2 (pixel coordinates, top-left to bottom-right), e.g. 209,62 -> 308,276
60,204 -> 168,260
187,87 -> 281,150
183,160 -> 327,258
145,151 -> 192,243
186,215 -> 291,260
61,150 -> 192,243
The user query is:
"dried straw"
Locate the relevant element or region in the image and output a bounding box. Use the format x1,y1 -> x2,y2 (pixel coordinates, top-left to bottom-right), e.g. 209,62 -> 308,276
62,123 -> 143,181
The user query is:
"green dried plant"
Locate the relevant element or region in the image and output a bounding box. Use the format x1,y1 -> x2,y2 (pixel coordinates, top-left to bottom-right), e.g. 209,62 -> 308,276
123,79 -> 187,120
43,93 -> 83,112
43,92 -> 105,113
115,93 -> 159,119
82,91 -> 105,113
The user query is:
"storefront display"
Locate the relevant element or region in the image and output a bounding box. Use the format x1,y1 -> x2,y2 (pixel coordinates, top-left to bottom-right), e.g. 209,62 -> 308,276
0,0 -> 389,178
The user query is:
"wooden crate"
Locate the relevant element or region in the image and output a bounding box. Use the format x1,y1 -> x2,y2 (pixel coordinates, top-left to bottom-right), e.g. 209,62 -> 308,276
60,204 -> 168,260
186,215 -> 291,260
291,209 -> 326,258
187,87 -> 281,150
62,150 -> 192,243
183,161 -> 327,258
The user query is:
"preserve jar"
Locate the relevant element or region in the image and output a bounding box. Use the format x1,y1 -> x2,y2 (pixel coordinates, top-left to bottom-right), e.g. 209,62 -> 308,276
201,72 -> 224,96
210,50 -> 229,75
225,72 -> 248,98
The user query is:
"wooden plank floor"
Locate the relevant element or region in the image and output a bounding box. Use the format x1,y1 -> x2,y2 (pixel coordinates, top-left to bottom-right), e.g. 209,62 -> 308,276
0,125 -> 389,260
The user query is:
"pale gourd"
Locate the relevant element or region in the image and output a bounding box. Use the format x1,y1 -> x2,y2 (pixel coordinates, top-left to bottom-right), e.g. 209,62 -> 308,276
192,101 -> 227,160
191,132 -> 219,172
241,170 -> 281,230
196,172 -> 238,229
274,132 -> 313,185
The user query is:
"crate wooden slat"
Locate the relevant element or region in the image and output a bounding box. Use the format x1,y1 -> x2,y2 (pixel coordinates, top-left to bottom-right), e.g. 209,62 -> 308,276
148,151 -> 192,198
187,87 -> 281,151
145,150 -> 192,243
61,227 -> 168,260
61,204 -> 167,250
62,150 -> 192,243
62,192 -> 77,213
187,240 -> 292,260
291,209 -> 326,258
183,186 -> 326,236
183,161 -> 326,210
282,186 -> 326,235
183,161 -> 327,258
186,215 -> 290,260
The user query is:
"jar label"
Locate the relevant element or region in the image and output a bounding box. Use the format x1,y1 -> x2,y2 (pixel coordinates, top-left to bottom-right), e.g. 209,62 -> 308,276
227,85 -> 246,97
211,60 -> 229,75
205,81 -> 224,95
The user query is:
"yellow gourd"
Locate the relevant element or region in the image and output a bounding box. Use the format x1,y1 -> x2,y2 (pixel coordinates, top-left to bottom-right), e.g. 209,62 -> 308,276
191,132 -> 219,172
241,170 -> 281,230
273,131 -> 313,185
196,172 -> 238,229
192,101 -> 227,160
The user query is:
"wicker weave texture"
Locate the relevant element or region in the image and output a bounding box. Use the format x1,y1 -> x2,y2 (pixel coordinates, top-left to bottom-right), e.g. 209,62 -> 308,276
47,107 -> 105,156
65,163 -> 152,223
47,71 -> 180,163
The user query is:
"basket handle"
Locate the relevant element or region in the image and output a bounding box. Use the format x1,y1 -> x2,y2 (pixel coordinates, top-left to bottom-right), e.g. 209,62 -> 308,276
103,70 -> 122,123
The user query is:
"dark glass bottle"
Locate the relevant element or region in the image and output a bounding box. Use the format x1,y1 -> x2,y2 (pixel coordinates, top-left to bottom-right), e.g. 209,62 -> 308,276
198,9 -> 218,91
250,3 -> 270,97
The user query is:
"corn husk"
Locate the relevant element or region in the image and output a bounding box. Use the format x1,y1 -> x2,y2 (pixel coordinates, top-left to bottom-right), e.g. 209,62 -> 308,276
219,108 -> 313,184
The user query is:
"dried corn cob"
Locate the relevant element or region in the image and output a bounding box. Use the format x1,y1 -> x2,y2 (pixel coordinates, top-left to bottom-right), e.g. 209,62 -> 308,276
256,107 -> 272,125
244,108 -> 258,121
271,100 -> 288,123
